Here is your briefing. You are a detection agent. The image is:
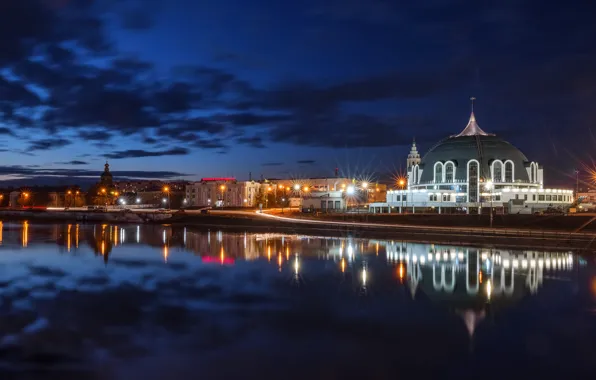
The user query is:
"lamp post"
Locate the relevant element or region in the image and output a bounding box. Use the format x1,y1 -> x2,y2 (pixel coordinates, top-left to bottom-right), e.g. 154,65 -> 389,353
75,190 -> 80,207
163,186 -> 170,210
485,180 -> 494,228
22,192 -> 30,208
399,179 -> 406,213
101,188 -> 107,208
220,184 -> 226,207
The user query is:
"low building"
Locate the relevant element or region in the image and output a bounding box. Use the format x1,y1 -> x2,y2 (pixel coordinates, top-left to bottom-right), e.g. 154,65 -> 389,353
185,178 -> 262,207
302,191 -> 346,212
8,187 -> 85,208
576,189 -> 596,211
114,180 -> 187,193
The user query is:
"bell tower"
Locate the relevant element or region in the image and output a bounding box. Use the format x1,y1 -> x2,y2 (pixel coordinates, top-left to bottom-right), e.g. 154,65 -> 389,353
407,138 -> 421,168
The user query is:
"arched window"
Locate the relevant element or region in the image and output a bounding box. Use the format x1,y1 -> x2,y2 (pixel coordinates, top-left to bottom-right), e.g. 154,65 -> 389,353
445,162 -> 454,182
493,161 -> 503,182
434,163 -> 443,183
468,161 -> 479,202
504,161 -> 514,182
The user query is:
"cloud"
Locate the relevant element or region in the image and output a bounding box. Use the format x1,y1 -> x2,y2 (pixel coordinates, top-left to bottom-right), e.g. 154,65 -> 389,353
28,137 -> 71,151
56,160 -> 88,166
236,136 -> 265,148
309,0 -> 401,25
0,165 -> 189,187
0,127 -> 15,136
262,162 -> 284,166
78,130 -> 113,142
104,147 -> 189,159
297,160 -> 316,165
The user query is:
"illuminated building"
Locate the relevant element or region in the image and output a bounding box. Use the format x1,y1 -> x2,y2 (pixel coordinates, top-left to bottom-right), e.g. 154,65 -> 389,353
371,104 -> 573,214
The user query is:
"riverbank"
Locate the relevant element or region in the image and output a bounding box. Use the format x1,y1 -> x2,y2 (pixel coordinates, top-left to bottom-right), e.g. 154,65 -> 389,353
1,209 -> 596,250
169,213 -> 596,251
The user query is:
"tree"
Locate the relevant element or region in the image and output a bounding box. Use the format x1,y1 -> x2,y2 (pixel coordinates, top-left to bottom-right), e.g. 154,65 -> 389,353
255,188 -> 267,208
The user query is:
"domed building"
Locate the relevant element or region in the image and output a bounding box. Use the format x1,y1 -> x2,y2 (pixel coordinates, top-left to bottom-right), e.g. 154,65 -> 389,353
373,107 -> 573,214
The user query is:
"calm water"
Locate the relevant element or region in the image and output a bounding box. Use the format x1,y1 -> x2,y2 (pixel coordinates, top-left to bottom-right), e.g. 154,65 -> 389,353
0,221 -> 595,379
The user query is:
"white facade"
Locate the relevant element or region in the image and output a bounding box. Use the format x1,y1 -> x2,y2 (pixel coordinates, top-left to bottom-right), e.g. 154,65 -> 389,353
302,191 -> 346,211
185,180 -> 262,207
371,109 -> 573,214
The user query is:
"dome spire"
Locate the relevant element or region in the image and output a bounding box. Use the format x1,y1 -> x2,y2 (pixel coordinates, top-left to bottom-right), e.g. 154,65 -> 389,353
455,97 -> 491,137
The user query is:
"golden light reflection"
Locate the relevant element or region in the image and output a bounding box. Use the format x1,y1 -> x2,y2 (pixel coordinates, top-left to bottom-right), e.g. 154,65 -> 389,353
22,221 -> 29,247
398,263 -> 405,281
278,253 -> 283,269
590,276 -> 596,299
267,246 -> 271,261
163,245 -> 169,263
486,279 -> 492,301
376,242 -> 379,256
479,271 -> 483,284
340,258 -> 346,273
67,224 -> 71,252
220,246 -> 225,265
294,256 -> 300,275
101,241 -> 105,255
286,246 -> 289,261
0,221 -> 3,245
75,224 -> 79,248
113,226 -> 118,246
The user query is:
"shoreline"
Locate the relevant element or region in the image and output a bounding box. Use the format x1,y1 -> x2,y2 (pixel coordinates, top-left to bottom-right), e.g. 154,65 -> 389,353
1,210 -> 595,251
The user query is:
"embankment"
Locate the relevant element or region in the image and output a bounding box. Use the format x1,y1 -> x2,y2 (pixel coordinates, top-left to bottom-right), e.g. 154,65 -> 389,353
169,213 -> 596,251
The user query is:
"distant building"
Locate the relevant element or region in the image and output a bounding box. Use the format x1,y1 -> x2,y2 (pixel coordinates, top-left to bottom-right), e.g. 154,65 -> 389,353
185,178 -> 262,207
577,190 -> 596,211
302,191 -> 346,212
9,186 -> 84,208
114,180 -> 187,193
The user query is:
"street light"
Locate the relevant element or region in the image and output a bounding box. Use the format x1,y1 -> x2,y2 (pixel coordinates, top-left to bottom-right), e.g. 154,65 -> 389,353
163,186 -> 170,210
399,179 -> 406,213
294,184 -> 300,191
219,185 -> 226,207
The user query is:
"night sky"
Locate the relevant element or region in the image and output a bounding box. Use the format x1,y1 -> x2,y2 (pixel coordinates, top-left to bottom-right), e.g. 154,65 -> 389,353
1,0 -> 595,187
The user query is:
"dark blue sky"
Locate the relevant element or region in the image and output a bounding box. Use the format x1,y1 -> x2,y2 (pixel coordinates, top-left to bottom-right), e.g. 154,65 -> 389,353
1,0 -> 595,186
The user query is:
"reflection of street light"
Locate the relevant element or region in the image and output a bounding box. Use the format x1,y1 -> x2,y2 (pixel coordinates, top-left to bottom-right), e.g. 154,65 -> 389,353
485,180 -> 494,227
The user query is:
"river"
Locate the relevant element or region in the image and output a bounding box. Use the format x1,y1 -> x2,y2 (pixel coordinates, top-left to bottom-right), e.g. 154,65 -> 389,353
0,221 -> 594,378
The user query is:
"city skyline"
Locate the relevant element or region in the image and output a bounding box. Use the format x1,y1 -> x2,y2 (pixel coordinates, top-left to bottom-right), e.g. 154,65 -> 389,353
0,1 -> 594,187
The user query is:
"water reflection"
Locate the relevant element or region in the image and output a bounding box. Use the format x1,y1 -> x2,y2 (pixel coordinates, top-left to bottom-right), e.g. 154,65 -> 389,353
0,221 -> 585,308
0,221 -> 593,376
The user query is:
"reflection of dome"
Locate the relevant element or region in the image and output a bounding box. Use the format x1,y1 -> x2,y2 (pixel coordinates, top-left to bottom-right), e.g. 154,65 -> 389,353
419,133 -> 529,183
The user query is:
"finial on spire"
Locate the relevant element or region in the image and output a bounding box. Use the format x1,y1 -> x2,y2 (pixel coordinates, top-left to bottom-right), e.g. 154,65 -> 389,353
470,96 -> 476,113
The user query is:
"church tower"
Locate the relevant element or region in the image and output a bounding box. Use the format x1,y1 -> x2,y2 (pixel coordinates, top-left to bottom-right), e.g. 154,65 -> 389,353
100,161 -> 114,187
407,138 -> 421,168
